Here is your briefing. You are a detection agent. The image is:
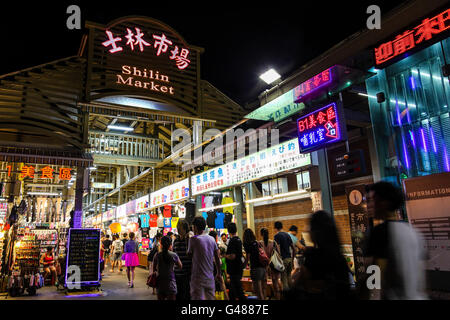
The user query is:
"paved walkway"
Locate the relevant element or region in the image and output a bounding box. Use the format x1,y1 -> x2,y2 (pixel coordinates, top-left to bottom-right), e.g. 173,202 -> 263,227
4,265 -> 157,300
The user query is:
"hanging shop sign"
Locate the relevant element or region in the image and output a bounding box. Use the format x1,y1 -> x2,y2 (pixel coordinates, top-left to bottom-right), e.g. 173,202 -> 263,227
116,204 -> 127,219
92,182 -> 115,189
6,165 -> 72,180
135,195 -> 150,213
374,8 -> 450,67
150,178 -> 189,208
345,184 -> 370,284
245,89 -> 306,123
126,200 -> 136,216
293,67 -> 333,102
297,102 -> 347,153
333,149 -> 367,179
191,138 -> 311,196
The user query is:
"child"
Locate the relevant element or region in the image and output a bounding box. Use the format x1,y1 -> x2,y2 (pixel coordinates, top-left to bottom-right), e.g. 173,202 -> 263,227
215,247 -> 229,300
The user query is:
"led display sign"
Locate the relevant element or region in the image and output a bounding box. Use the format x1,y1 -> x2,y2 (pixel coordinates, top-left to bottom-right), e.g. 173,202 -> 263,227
374,8 -> 450,66
297,102 -> 346,153
293,67 -> 333,102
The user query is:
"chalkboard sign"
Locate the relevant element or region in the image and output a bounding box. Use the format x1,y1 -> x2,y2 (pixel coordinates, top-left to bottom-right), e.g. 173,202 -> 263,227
65,228 -> 101,286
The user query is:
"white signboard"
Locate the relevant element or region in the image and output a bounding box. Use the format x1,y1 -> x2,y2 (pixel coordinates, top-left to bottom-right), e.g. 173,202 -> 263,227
150,178 -> 189,208
92,182 -> 115,189
116,204 -> 127,219
136,195 -> 150,213
191,138 -> 311,196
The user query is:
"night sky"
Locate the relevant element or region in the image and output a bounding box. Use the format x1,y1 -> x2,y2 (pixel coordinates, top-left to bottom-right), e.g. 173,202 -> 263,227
1,0 -> 406,106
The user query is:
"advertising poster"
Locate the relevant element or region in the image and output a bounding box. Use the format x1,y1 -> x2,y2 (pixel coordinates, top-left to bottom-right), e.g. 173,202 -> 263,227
403,172 -> 450,272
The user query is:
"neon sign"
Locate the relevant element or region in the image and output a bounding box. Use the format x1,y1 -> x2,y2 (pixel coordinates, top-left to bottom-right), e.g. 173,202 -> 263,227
7,165 -> 72,180
297,102 -> 346,153
102,28 -> 191,70
116,65 -> 175,95
374,8 -> 450,66
293,68 -> 333,102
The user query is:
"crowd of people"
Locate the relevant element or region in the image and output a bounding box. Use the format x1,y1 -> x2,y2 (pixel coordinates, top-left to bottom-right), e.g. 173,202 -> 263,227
98,182 -> 428,300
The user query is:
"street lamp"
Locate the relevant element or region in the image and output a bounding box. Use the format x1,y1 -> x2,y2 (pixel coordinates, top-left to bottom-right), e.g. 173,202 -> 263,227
259,68 -> 281,85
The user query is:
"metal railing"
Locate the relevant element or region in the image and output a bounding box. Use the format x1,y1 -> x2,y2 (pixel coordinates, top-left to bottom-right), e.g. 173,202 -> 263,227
87,131 -> 164,161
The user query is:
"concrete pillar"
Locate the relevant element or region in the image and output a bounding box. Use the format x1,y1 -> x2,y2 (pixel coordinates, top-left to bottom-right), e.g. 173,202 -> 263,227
245,183 -> 255,232
233,186 -> 244,238
74,167 -> 87,228
312,149 -> 334,215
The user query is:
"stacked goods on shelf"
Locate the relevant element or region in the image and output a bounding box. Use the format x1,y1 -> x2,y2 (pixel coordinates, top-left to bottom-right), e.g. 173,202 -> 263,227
57,227 -> 69,255
31,229 -> 58,254
9,230 -> 43,296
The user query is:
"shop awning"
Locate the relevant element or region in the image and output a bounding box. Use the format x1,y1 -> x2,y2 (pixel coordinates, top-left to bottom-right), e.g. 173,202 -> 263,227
0,146 -> 94,168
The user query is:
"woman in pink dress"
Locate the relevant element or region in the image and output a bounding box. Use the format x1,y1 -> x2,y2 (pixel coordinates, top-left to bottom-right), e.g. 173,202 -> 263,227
123,232 -> 140,288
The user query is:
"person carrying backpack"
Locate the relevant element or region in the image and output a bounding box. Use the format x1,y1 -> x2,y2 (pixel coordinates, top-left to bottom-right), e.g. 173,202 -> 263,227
243,228 -> 268,300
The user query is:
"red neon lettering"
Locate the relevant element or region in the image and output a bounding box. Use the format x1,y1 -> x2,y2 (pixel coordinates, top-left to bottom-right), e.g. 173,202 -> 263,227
309,114 -> 317,128
21,166 -> 35,179
327,107 -> 336,121
317,111 -> 327,124
102,30 -> 123,53
321,69 -> 330,82
170,46 -> 191,70
59,168 -> 71,180
6,165 -> 11,177
375,9 -> 450,65
41,166 -> 54,179
313,74 -> 322,86
153,33 -> 173,56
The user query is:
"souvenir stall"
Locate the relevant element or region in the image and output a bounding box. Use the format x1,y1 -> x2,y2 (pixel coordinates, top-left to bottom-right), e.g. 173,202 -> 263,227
149,178 -> 191,237
134,195 -> 151,268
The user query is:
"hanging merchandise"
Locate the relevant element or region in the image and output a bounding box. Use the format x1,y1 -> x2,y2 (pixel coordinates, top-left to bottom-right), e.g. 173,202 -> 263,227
206,211 -> 216,229
222,195 -> 234,214
163,217 -> 171,228
149,213 -> 158,228
163,205 -> 172,218
140,214 -> 150,228
157,214 -> 164,228
171,217 -> 179,229
215,211 -> 225,229
184,202 -> 195,225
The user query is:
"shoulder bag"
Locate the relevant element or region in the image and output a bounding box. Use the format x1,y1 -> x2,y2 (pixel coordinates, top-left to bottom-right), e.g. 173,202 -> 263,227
270,241 -> 285,272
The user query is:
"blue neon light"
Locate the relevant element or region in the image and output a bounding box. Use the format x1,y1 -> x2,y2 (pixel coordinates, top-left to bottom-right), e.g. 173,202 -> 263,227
410,76 -> 415,89
444,149 -> 450,172
297,102 -> 342,153
409,130 -> 416,148
420,128 -> 428,153
402,134 -> 410,169
429,127 -> 437,153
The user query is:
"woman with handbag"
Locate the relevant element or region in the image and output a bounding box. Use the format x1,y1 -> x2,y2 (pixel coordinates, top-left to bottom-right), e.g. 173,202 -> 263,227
123,232 -> 140,288
151,235 -> 182,300
243,228 -> 267,300
260,228 -> 283,300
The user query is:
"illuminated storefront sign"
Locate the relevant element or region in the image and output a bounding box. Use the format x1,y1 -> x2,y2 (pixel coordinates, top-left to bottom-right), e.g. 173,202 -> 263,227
297,102 -> 346,153
116,65 -> 175,95
6,165 -> 72,180
191,138 -> 311,196
102,28 -> 191,70
245,89 -> 306,123
150,179 -> 189,208
116,204 -> 127,219
136,195 -> 149,213
374,8 -> 450,66
92,182 -> 115,189
294,67 -> 333,102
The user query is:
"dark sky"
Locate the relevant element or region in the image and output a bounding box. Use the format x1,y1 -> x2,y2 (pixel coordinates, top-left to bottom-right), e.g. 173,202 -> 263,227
0,0 -> 406,105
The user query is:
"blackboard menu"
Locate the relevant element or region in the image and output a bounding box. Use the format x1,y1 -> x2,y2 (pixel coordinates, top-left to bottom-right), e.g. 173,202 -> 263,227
65,228 -> 100,285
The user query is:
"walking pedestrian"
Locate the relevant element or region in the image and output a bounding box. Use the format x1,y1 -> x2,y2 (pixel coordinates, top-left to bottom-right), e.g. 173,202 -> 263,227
152,235 -> 182,300
102,234 -> 112,270
120,232 -> 128,272
110,234 -> 123,273
149,232 -> 162,295
365,182 -> 427,300
225,222 -> 246,300
123,232 -> 140,288
173,220 -> 192,300
288,225 -> 305,253
274,221 -> 295,291
187,216 -> 222,300
286,210 -> 351,300
260,227 -> 282,300
243,228 -> 267,300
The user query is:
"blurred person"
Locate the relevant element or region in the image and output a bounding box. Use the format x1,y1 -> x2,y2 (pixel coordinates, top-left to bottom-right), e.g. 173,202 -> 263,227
209,230 -> 218,243
187,217 -> 222,300
243,228 -> 267,300
152,236 -> 182,300
287,210 -> 351,300
260,228 -> 282,299
365,181 -> 427,300
288,225 -> 305,253
225,222 -> 246,300
173,220 -> 192,300
149,232 -> 162,294
102,234 -> 112,269
274,221 -> 295,291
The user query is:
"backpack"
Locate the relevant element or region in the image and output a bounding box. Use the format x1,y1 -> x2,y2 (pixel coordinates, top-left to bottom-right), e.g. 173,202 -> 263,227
257,242 -> 270,267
